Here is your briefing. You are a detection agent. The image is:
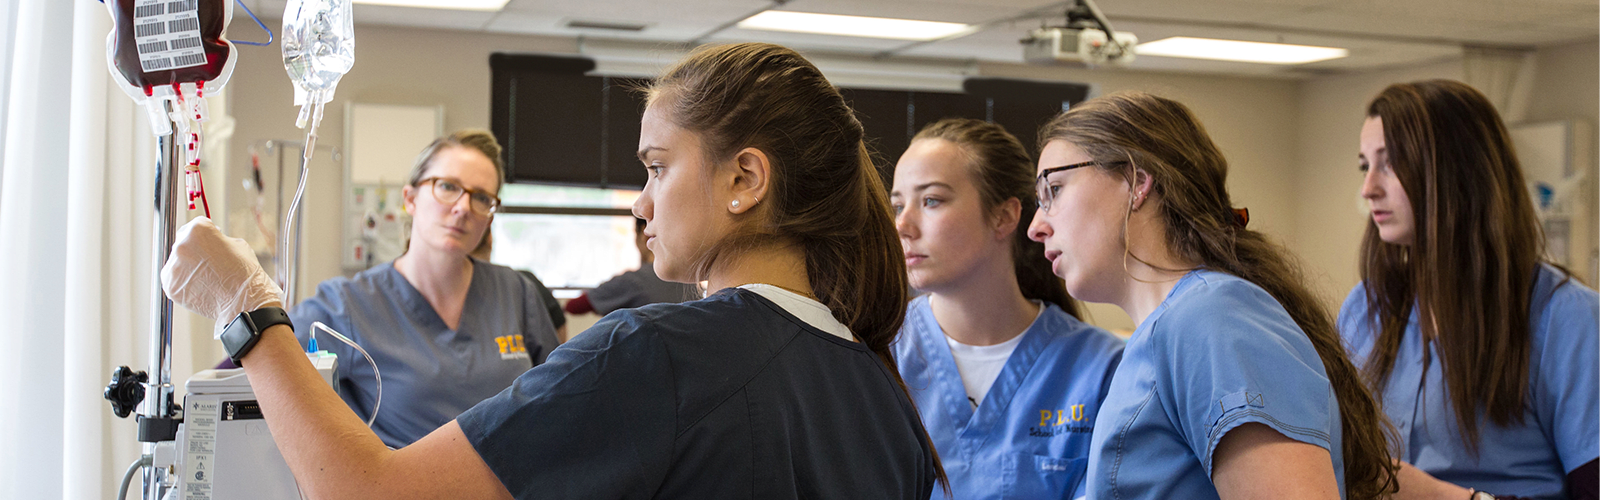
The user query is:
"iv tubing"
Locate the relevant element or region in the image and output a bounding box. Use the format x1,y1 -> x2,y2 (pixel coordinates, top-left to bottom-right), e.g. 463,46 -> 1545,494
278,99 -> 321,304
117,455 -> 152,500
312,321 -> 382,427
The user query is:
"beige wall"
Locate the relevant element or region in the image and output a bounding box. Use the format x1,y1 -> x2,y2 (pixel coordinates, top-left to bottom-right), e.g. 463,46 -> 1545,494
1523,40 -> 1600,285
226,24 -> 579,303
1288,59 -> 1465,306
227,23 -> 1305,333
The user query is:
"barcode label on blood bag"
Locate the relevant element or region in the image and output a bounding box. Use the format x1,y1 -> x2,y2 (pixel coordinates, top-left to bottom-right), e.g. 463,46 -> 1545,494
167,17 -> 199,32
171,53 -> 206,67
135,22 -> 165,37
169,36 -> 201,50
133,0 -> 205,73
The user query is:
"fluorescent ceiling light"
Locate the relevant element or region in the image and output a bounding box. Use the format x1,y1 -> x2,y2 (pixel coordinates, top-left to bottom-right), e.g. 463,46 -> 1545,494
737,11 -> 972,41
353,0 -> 509,11
1136,37 -> 1348,64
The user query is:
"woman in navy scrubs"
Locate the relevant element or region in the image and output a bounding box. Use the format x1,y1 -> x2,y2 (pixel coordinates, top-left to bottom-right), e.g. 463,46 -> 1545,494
890,118 -> 1123,499
159,42 -> 942,499
1341,79 -> 1598,500
1027,91 -> 1398,499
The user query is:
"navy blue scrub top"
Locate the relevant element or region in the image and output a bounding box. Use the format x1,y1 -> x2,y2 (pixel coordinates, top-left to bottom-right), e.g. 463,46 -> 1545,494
290,259 -> 560,448
456,288 -> 939,499
1340,264 -> 1599,499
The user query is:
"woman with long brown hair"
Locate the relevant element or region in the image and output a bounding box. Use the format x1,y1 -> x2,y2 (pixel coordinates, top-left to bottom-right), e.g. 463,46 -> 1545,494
890,118 -> 1123,499
1028,91 -> 1398,499
157,42 -> 940,499
1342,79 -> 1598,500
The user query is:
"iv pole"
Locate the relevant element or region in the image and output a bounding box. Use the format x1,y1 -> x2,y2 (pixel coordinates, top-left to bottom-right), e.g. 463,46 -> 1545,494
139,118 -> 181,500
105,100 -> 183,500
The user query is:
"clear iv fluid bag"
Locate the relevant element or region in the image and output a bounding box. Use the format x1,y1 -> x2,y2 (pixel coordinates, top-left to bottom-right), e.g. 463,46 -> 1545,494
109,0 -> 232,93
282,0 -> 354,97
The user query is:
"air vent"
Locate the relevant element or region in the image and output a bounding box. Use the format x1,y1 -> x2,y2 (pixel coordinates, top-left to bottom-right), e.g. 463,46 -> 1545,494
565,19 -> 648,32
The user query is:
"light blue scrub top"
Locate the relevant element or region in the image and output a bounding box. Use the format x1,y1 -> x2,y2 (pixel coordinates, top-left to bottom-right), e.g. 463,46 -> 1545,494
1339,264 -> 1599,499
1087,270 -> 1346,499
894,296 -> 1125,500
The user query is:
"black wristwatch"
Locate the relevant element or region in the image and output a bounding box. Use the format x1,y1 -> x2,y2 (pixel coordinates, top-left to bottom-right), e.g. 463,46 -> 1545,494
221,306 -> 292,367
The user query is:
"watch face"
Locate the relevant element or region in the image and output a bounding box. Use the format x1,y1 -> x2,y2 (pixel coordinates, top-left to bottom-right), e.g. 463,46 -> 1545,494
223,312 -> 256,357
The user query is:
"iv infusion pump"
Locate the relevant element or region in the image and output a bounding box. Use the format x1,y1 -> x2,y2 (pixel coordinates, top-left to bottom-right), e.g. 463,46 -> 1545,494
170,352 -> 337,500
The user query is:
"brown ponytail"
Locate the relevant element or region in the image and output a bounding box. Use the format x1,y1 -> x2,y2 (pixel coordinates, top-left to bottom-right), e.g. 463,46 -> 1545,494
1040,91 -> 1398,499
645,42 -> 946,486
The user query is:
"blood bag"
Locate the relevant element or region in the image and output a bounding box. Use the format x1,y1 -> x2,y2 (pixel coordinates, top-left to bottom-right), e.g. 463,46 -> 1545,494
103,0 -> 238,137
103,0 -> 241,220
107,0 -> 233,91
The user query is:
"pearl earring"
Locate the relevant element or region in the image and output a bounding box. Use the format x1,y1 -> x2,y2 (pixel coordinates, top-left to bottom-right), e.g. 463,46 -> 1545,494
731,200 -> 741,209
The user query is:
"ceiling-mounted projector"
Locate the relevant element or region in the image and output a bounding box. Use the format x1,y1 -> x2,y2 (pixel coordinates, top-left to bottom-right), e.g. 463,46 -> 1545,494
1020,0 -> 1136,67
1023,27 -> 1137,66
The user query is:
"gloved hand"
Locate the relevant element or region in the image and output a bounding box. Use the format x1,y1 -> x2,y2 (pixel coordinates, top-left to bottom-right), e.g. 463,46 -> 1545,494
160,217 -> 284,338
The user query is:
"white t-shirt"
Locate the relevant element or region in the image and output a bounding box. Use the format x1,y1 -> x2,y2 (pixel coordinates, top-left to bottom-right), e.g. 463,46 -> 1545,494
943,315 -> 1034,408
739,284 -> 856,342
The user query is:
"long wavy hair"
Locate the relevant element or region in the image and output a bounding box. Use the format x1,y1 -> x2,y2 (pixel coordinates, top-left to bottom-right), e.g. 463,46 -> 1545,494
1040,91 -> 1398,499
1357,79 -> 1562,453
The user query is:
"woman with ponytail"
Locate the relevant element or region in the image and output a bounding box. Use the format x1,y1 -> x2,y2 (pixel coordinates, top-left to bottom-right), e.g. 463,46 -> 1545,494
890,118 -> 1123,499
155,42 -> 941,499
1342,79 -> 1597,500
1028,91 -> 1398,499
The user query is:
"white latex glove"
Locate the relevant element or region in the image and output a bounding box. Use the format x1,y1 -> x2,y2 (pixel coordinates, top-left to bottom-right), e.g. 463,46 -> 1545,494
160,217 -> 284,338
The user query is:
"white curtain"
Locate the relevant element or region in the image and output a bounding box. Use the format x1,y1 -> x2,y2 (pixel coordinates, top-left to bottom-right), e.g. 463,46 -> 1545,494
1463,45 -> 1538,123
0,0 -> 169,498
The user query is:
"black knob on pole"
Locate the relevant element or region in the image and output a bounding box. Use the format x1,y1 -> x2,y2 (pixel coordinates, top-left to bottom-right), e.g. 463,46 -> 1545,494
104,366 -> 147,419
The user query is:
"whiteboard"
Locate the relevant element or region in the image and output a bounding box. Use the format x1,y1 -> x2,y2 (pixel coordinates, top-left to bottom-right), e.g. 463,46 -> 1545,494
346,103 -> 443,185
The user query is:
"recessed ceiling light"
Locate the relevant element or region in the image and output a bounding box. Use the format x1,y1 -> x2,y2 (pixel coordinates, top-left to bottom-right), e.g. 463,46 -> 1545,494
566,19 -> 649,32
353,0 -> 509,11
1135,37 -> 1348,64
737,11 -> 973,41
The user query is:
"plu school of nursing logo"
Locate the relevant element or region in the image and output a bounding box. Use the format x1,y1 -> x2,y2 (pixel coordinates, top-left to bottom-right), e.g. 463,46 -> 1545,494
495,334 -> 530,360
1030,404 -> 1093,438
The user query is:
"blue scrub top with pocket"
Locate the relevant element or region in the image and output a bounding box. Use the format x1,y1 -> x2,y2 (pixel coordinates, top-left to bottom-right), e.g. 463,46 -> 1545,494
894,296 -> 1124,500
1339,264 -> 1599,499
1087,270 -> 1346,499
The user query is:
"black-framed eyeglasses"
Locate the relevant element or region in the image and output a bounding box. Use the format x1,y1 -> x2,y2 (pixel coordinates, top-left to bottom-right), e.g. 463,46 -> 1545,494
417,177 -> 501,215
1035,160 -> 1099,214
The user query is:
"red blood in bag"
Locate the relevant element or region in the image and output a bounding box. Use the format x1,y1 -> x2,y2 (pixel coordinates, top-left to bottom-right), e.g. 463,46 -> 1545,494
109,0 -> 230,93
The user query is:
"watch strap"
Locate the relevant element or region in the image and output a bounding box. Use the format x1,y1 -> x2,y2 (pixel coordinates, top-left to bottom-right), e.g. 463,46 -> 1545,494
222,306 -> 291,366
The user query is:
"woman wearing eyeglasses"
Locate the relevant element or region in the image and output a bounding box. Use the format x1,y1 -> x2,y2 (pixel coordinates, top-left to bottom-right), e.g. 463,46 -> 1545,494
287,129 -> 562,448
890,118 -> 1123,499
1028,92 -> 1398,499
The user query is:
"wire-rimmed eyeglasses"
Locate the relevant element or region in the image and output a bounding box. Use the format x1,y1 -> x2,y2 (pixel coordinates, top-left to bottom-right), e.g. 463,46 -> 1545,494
1034,160 -> 1100,214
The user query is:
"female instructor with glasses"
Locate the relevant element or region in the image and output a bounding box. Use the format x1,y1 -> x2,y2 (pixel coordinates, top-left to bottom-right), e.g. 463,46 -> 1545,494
285,129 -> 561,448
